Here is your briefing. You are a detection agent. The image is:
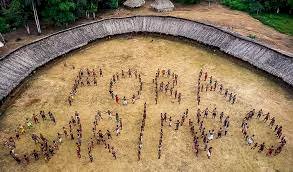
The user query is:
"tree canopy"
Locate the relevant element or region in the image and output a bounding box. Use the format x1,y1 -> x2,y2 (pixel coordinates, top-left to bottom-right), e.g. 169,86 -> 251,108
0,0 -> 291,34
0,0 -> 119,33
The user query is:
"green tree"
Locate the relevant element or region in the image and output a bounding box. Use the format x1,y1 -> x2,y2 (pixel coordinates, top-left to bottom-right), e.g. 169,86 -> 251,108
87,2 -> 98,18
42,0 -> 76,27
265,0 -> 288,13
0,17 -> 9,33
2,0 -> 25,29
263,1 -> 272,12
75,0 -> 88,18
288,0 -> 293,13
24,0 -> 42,34
2,0 -> 33,34
108,0 -> 118,9
249,0 -> 264,14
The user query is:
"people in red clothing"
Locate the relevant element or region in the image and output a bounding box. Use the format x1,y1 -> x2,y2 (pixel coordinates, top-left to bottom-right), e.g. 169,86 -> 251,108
115,95 -> 119,104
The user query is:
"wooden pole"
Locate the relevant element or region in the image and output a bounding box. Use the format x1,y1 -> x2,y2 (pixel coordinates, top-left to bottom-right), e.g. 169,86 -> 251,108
0,33 -> 5,44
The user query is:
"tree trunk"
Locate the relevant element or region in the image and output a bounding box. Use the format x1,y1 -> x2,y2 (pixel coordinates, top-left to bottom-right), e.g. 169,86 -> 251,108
25,24 -> 31,35
0,33 -> 5,44
86,11 -> 90,19
93,13 -> 96,19
32,2 -> 42,34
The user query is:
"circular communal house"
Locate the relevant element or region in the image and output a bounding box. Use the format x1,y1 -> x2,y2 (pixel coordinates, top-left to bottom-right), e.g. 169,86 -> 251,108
0,15 -> 292,105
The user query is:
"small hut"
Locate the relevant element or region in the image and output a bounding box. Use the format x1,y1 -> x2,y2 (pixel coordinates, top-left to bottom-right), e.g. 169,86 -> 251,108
123,0 -> 145,8
150,0 -> 174,12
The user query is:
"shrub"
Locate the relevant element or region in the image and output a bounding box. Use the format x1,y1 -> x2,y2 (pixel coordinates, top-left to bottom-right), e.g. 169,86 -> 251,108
0,17 -> 9,33
247,34 -> 256,39
2,0 -> 26,28
175,0 -> 201,5
221,0 -> 249,11
248,1 -> 264,14
108,0 -> 119,9
42,0 -> 77,27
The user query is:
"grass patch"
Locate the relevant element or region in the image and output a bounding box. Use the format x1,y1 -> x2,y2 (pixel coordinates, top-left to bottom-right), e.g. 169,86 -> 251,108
221,0 -> 249,12
252,13 -> 293,36
221,0 -> 293,36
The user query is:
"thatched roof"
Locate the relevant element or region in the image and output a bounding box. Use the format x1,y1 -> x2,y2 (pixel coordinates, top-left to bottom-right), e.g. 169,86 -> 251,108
0,16 -> 292,103
123,0 -> 145,8
150,0 -> 174,12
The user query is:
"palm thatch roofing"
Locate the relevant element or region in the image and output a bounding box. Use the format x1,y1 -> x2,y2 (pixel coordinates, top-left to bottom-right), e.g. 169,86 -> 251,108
150,0 -> 174,12
0,16 -> 292,103
123,0 -> 145,8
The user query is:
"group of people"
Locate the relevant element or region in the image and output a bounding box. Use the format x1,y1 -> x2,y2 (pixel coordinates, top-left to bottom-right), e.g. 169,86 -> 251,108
156,110 -> 186,159
196,107 -> 230,137
31,132 -> 63,162
156,107 -> 230,159
3,110 -> 60,164
4,108 -> 122,165
153,68 -> 181,104
62,112 -> 83,158
157,112 -> 166,159
137,102 -> 147,161
5,127 -> 63,164
90,110 -> 120,161
5,67 -> 290,166
68,68 -> 103,106
109,69 -> 143,105
33,111 -> 57,125
190,124 -> 213,159
194,108 -> 230,159
197,69 -> 237,105
241,109 -> 287,156
19,111 -> 57,138
158,109 -> 188,132
174,109 -> 189,130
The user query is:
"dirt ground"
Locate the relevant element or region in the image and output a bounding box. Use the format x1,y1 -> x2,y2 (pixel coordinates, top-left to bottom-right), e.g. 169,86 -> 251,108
0,2 -> 292,57
0,35 -> 292,171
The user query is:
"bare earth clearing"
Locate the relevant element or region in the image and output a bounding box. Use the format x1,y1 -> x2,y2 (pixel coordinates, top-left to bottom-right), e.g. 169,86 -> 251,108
0,36 -> 292,171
